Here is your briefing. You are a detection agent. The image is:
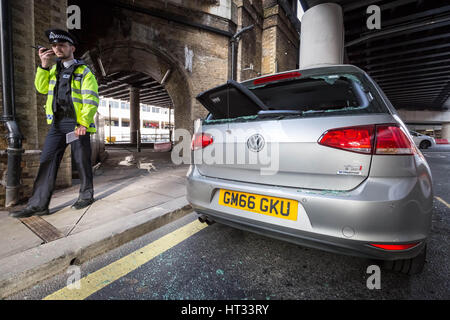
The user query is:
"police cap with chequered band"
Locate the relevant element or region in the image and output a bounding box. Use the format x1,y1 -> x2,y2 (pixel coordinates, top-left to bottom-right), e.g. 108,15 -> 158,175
45,29 -> 77,46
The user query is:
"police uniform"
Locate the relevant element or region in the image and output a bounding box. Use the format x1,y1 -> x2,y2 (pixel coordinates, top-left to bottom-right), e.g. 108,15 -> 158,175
11,29 -> 99,218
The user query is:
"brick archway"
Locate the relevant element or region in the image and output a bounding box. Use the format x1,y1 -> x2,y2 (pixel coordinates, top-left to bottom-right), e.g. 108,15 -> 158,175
86,40 -> 194,133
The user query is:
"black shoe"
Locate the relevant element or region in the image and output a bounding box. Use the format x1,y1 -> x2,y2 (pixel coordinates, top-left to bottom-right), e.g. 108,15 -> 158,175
34,208 -> 51,216
71,198 -> 94,210
9,206 -> 49,218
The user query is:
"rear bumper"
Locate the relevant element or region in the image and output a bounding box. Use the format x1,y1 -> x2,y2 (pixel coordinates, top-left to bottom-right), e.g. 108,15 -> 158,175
195,209 -> 428,260
186,165 -> 433,260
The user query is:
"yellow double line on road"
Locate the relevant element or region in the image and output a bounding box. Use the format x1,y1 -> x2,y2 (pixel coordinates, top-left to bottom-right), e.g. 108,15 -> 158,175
45,196 -> 449,300
44,220 -> 207,300
435,196 -> 450,209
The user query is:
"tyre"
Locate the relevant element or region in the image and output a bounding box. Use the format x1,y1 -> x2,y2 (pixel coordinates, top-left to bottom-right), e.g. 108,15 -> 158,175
419,140 -> 431,149
382,244 -> 427,275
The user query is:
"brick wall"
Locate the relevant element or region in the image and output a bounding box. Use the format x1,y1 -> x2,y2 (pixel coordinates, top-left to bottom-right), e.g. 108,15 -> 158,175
235,0 -> 264,82
261,22 -> 277,74
11,0 -> 39,151
0,0 -> 71,207
85,0 -> 234,134
0,0 -> 300,207
261,1 -> 299,75
0,151 -> 40,205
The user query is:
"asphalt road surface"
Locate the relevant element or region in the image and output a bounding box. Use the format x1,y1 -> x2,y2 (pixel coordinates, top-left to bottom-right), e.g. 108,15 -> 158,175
9,147 -> 450,300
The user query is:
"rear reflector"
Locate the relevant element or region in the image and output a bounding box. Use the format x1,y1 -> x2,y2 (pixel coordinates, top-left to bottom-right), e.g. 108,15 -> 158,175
253,71 -> 301,85
318,126 -> 374,154
370,243 -> 420,251
191,133 -> 214,150
375,125 -> 415,155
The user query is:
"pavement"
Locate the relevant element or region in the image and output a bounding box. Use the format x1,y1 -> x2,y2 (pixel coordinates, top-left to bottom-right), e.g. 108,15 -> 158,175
0,148 -> 192,299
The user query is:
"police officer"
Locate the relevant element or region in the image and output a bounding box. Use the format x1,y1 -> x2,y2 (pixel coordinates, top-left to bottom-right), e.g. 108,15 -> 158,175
10,29 -> 99,218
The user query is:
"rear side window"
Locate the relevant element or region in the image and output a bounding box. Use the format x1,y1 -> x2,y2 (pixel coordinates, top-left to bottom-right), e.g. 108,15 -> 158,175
249,74 -> 386,117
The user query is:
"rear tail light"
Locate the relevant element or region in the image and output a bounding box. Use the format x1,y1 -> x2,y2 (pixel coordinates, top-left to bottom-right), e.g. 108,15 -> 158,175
369,243 -> 420,251
319,124 -> 415,155
375,125 -> 415,155
191,133 -> 214,150
318,126 -> 374,154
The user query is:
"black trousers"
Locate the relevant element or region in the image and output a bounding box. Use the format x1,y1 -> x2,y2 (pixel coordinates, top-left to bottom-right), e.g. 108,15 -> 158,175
28,117 -> 93,209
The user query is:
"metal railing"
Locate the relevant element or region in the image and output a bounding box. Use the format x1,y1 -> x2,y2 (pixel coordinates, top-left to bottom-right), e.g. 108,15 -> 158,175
106,133 -> 171,143
141,133 -> 170,142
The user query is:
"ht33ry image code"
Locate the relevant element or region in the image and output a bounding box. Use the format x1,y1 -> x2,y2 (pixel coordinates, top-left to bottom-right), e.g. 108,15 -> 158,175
180,304 -> 270,317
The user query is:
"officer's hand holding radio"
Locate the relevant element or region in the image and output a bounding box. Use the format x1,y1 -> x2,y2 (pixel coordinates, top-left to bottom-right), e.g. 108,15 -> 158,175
38,47 -> 55,69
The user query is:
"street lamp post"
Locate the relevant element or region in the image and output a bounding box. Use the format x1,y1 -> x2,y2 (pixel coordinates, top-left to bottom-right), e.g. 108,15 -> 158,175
230,25 -> 254,81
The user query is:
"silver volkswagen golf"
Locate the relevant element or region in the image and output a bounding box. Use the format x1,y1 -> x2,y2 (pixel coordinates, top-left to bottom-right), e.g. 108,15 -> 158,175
187,65 -> 433,275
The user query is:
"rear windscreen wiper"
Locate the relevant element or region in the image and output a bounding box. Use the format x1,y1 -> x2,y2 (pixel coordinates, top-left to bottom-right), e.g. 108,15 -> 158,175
302,106 -> 358,115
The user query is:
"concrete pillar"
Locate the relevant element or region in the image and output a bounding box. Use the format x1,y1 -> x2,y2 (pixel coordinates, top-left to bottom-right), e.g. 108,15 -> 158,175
129,86 -> 140,145
442,123 -> 450,140
300,3 -> 344,69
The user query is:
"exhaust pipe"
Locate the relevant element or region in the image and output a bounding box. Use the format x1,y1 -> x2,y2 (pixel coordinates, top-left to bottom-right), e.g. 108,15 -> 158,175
198,215 -> 215,225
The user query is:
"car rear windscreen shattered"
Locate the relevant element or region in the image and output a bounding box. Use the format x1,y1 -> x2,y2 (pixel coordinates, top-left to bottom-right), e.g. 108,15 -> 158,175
199,73 -> 387,123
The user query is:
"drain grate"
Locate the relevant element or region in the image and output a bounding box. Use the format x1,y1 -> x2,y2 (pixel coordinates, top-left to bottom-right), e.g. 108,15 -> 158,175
20,216 -> 64,243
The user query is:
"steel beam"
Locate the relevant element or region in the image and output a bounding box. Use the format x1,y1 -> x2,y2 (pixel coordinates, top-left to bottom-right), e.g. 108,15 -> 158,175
140,86 -> 165,93
389,98 -> 437,102
345,14 -> 450,47
141,98 -> 172,104
142,101 -> 172,106
387,94 -> 441,100
432,81 -> 450,106
391,102 -> 434,105
140,92 -> 170,99
367,59 -> 450,74
346,4 -> 450,36
380,77 -> 450,86
379,76 -> 450,87
343,0 -> 384,12
100,82 -> 163,97
352,43 -> 450,64
348,32 -> 450,57
387,90 -> 441,96
365,52 -> 450,69
383,84 -> 445,93
392,98 -> 435,102
386,89 -> 445,96
370,66 -> 450,79
373,70 -> 450,83
381,83 -> 448,92
390,100 -> 434,105
391,97 -> 435,101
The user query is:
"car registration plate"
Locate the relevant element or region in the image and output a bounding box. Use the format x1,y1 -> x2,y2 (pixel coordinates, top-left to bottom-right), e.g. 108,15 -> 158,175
218,189 -> 298,221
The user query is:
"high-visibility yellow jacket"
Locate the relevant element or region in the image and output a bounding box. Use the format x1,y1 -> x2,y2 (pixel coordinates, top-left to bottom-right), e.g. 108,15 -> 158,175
34,63 -> 99,133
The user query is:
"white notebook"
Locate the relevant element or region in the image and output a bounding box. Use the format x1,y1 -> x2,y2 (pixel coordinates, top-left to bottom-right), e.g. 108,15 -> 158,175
66,131 -> 79,144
